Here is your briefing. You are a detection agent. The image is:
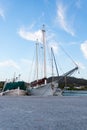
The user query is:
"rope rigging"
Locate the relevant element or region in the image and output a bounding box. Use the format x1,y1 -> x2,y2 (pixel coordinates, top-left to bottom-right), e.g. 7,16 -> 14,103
29,25 -> 79,88
28,43 -> 36,83
54,39 -> 78,68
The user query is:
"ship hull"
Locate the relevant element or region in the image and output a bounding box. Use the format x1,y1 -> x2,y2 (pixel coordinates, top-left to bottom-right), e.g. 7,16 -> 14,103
0,88 -> 28,96
30,83 -> 62,96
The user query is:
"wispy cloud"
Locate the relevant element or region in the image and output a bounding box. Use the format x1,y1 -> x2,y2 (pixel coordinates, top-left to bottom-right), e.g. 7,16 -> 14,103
29,23 -> 35,30
0,8 -> 5,20
56,3 -> 75,36
18,27 -> 42,43
48,41 -> 59,54
76,0 -> 81,8
44,0 -> 49,4
81,40 -> 87,59
20,59 -> 32,65
76,61 -> 85,69
0,60 -> 20,70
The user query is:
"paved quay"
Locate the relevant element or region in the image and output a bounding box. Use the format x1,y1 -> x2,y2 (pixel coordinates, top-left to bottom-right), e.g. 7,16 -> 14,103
0,96 -> 87,130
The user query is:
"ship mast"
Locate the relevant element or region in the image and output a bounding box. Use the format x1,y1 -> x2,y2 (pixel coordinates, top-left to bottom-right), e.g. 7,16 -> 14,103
42,25 -> 47,84
36,39 -> 39,86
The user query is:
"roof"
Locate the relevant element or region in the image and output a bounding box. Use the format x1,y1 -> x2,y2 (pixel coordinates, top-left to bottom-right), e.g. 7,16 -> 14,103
3,81 -> 27,91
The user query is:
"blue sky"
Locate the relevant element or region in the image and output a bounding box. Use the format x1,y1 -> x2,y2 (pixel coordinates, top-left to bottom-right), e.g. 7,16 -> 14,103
0,0 -> 87,82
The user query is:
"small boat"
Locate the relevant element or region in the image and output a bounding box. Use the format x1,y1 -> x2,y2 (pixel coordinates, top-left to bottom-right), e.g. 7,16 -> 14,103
0,81 -> 29,96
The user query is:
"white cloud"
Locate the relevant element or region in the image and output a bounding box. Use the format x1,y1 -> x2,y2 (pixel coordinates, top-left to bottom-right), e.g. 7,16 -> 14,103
0,60 -> 20,70
56,3 -> 75,36
0,8 -> 5,20
81,40 -> 87,59
18,27 -> 42,43
18,24 -> 59,54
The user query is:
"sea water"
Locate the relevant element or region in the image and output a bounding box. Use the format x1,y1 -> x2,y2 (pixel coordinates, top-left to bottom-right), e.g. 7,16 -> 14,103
62,90 -> 87,96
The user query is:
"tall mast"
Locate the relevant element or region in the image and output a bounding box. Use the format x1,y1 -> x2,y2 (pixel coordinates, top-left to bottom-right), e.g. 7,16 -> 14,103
51,48 -> 54,84
51,48 -> 54,78
51,47 -> 59,77
36,39 -> 39,85
42,25 -> 47,84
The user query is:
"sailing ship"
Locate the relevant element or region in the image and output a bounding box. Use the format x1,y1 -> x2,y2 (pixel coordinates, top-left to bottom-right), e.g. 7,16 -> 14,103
29,25 -> 78,96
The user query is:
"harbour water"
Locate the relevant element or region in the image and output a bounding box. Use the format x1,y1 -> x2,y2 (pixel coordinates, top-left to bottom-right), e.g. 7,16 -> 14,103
62,90 -> 87,96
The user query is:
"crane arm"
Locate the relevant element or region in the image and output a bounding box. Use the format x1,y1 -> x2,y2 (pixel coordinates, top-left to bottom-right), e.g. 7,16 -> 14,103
62,66 -> 78,77
54,66 -> 78,83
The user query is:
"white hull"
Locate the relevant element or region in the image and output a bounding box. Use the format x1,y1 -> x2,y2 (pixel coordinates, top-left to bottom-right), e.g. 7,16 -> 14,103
30,83 -> 62,96
0,88 -> 27,96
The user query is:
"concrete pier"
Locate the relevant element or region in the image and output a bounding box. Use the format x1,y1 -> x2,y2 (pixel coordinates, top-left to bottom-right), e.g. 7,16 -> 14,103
0,96 -> 87,130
